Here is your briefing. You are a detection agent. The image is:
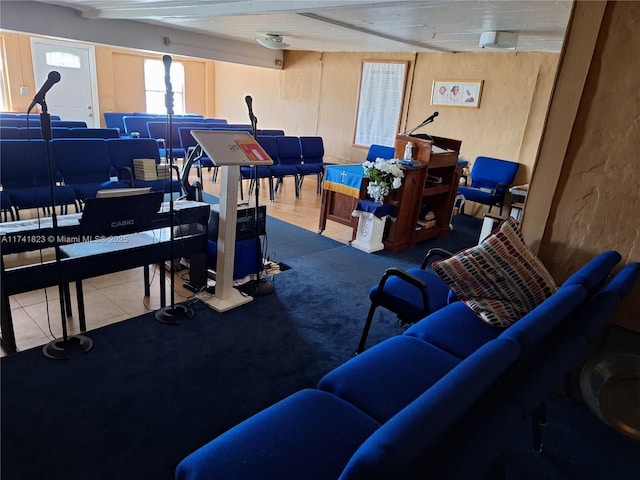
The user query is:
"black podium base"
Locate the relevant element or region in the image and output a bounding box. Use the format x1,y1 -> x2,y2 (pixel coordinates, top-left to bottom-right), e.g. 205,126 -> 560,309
43,334 -> 93,360
155,303 -> 195,324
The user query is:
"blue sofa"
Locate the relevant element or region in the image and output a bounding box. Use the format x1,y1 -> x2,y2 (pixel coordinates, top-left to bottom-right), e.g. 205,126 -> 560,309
176,250 -> 638,479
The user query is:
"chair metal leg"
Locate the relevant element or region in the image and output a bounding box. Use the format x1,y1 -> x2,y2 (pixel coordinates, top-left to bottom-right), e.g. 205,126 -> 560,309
268,177 -> 275,202
356,303 -> 378,355
531,403 -> 546,454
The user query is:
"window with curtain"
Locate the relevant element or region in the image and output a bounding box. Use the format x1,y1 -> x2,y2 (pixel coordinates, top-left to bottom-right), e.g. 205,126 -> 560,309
144,59 -> 185,115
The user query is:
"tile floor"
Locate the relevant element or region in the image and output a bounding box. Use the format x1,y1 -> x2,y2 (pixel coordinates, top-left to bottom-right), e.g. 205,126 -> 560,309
2,172 -> 353,356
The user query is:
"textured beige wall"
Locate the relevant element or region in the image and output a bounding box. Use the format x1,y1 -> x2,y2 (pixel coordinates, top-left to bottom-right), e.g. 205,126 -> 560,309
210,49 -> 561,220
533,0 -> 640,331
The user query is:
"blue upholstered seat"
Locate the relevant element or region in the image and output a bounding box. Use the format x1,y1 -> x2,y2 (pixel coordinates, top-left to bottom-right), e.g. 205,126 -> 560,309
272,136 -> 302,198
1,190 -> 16,221
175,389 -> 381,480
147,121 -> 206,159
299,136 -> 327,195
338,337 -> 521,480
357,248 -> 453,354
319,336 -> 461,422
241,135 -> 276,201
0,126 -> 23,139
0,139 -> 77,218
177,127 -> 215,171
122,115 -> 155,138
366,144 -> 395,161
457,156 -> 519,214
106,138 -> 180,193
69,127 -> 120,138
51,138 -> 129,201
19,127 -> 72,139
103,112 -> 132,135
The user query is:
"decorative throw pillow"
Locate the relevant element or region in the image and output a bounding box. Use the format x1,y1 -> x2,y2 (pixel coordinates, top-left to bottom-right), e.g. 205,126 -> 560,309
432,217 -> 558,327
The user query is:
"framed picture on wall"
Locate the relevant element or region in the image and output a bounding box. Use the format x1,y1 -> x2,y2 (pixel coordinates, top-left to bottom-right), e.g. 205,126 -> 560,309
431,80 -> 483,108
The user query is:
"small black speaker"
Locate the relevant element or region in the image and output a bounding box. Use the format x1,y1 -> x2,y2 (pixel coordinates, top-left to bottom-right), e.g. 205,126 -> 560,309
207,204 -> 266,241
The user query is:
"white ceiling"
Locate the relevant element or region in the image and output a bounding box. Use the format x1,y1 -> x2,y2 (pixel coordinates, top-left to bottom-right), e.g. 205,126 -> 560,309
31,0 -> 573,53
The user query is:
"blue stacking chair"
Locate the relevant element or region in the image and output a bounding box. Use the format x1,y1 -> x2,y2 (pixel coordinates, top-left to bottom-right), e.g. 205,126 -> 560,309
366,144 -> 395,161
273,136 -> 302,198
1,190 -> 16,221
243,135 -> 276,201
19,127 -> 73,139
299,136 -> 327,195
178,127 -> 217,185
51,138 -> 129,202
69,127 -> 120,138
457,156 -> 519,215
0,139 -> 78,218
103,112 -> 133,135
106,138 -> 180,193
0,126 -> 23,139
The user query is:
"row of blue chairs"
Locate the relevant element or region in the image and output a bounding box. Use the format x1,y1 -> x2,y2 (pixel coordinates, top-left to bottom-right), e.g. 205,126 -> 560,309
104,112 -> 208,135
0,138 -> 178,220
0,112 -> 61,120
0,126 -> 119,140
0,118 -> 88,129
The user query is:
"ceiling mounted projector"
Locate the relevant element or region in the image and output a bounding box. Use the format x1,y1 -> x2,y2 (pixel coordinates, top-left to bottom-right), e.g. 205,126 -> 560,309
479,31 -> 518,50
256,34 -> 289,50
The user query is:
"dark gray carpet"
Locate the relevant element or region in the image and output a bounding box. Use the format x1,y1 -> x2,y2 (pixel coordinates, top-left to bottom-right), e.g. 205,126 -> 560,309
3,212 -> 638,480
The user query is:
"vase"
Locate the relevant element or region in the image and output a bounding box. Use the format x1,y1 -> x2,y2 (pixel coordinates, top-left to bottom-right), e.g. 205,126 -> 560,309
367,181 -> 390,205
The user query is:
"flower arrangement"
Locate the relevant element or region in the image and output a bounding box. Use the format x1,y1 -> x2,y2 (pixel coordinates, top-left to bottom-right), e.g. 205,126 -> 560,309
362,157 -> 405,204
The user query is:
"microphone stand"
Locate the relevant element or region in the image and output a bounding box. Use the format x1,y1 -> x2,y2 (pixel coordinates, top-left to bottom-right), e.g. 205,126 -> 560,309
36,99 -> 93,359
246,107 -> 273,296
401,117 -> 435,139
156,55 -> 195,323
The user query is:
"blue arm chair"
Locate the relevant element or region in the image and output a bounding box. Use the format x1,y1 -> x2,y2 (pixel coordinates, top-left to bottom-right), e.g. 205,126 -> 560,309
357,248 -> 454,354
457,156 -> 519,215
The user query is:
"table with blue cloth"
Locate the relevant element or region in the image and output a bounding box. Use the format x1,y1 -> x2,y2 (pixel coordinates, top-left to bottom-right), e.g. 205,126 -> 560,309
319,164 -> 368,238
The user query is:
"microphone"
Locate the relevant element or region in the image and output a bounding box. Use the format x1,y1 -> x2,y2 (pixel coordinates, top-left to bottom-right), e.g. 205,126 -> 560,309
402,111 -> 439,136
421,111 -> 439,125
245,95 -> 255,122
163,55 -> 172,91
28,71 -> 61,111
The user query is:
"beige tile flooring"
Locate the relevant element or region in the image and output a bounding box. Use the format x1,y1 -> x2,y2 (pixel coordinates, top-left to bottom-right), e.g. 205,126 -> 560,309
2,171 -> 354,356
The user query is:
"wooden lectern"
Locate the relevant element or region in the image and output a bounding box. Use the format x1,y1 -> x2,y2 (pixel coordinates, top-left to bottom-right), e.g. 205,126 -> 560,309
383,134 -> 462,251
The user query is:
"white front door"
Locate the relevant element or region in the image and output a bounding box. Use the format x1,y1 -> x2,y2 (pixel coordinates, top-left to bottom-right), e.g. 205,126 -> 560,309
30,38 -> 99,126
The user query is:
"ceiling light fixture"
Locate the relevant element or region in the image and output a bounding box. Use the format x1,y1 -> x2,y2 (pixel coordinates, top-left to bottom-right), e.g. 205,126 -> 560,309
479,31 -> 518,50
255,34 -> 289,50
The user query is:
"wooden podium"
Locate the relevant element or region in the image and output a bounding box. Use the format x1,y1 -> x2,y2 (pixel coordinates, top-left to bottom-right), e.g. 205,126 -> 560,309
383,134 -> 462,251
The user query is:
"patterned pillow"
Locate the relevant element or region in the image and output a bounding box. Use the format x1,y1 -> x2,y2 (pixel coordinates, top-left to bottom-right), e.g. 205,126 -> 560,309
432,217 -> 558,327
